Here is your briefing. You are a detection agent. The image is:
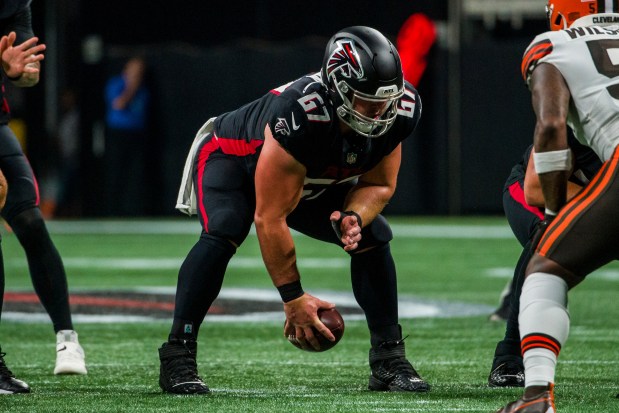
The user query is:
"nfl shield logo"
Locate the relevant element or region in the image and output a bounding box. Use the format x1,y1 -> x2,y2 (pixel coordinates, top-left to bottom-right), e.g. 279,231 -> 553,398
346,152 -> 357,164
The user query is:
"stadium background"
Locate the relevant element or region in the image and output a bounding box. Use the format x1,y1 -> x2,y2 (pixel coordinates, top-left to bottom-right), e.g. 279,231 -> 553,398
16,0 -> 546,217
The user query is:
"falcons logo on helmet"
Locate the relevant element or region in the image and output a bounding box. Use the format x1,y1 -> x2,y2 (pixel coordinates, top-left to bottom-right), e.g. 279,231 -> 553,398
326,40 -> 364,80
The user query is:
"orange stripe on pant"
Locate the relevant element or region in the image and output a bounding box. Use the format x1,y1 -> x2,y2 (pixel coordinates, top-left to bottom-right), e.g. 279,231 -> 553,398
535,158 -> 609,252
537,150 -> 619,257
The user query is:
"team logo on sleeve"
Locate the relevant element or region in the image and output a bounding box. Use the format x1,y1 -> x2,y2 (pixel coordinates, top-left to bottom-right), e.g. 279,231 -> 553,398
326,40 -> 364,80
274,117 -> 291,136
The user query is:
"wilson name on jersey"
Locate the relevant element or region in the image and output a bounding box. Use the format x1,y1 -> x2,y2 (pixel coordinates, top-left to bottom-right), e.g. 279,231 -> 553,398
522,19 -> 619,161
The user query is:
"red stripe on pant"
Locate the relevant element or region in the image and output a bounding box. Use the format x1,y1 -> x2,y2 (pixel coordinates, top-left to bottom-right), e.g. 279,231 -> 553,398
508,181 -> 544,220
195,135 -> 263,231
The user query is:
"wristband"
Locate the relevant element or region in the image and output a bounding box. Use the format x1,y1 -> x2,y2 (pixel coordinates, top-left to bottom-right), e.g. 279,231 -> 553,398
344,210 -> 362,229
544,208 -> 558,217
277,280 -> 304,303
5,71 -> 22,81
533,149 -> 572,174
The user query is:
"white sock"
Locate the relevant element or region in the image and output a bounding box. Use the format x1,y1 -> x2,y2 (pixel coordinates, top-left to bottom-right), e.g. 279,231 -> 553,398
519,272 -> 570,387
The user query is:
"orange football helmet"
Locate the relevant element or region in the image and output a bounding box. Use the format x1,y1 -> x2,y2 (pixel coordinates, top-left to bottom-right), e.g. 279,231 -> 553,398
546,0 -> 599,31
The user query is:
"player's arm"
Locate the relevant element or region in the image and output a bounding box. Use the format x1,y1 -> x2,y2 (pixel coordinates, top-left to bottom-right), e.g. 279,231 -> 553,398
523,149 -> 584,207
254,125 -> 335,350
254,126 -> 305,288
113,59 -> 145,110
530,63 -> 571,215
330,143 -> 401,251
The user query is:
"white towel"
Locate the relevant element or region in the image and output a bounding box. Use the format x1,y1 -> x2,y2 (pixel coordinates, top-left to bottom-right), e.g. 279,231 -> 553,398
175,117 -> 217,216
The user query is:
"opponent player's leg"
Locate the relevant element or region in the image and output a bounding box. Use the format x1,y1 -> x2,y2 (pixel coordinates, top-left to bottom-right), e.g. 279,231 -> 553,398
159,146 -> 255,395
496,261 -> 570,413
497,155 -> 619,412
0,125 -> 85,375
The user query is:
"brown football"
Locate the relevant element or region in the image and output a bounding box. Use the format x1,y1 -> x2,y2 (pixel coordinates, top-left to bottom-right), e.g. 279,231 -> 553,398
286,307 -> 345,352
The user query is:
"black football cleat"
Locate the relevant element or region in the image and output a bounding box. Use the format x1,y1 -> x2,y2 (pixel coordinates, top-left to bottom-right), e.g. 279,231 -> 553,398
0,348 -> 30,394
368,338 -> 430,392
158,339 -> 210,395
489,359 -> 525,388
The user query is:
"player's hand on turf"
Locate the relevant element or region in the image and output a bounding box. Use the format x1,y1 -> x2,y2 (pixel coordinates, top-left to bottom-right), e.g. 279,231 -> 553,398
330,211 -> 362,252
0,31 -> 45,80
283,293 -> 335,351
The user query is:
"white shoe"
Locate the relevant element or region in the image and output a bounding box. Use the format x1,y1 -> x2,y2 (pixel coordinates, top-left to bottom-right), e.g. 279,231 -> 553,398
54,330 -> 87,375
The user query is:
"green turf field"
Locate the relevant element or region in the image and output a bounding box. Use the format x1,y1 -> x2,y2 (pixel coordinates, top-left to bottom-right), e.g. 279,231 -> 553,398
0,216 -> 617,412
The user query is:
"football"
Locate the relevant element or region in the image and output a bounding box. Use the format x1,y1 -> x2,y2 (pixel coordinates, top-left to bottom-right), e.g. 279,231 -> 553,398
286,308 -> 345,352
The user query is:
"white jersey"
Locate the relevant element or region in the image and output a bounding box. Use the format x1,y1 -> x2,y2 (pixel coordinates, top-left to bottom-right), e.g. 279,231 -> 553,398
522,14 -> 619,162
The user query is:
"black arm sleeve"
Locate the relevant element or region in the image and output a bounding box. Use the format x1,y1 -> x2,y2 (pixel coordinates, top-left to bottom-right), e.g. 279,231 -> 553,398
2,4 -> 35,43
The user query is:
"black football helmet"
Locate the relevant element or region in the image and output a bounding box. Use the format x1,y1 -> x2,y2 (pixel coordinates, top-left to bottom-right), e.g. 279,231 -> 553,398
321,26 -> 404,138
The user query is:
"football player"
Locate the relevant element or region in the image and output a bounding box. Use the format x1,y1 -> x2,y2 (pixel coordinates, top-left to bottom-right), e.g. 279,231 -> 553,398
0,1 -> 86,395
497,1 -> 619,412
488,137 -> 601,388
158,26 -> 430,394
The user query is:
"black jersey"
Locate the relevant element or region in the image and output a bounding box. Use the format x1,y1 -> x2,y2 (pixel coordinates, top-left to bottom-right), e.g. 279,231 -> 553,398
214,73 -> 421,200
0,1 -> 36,124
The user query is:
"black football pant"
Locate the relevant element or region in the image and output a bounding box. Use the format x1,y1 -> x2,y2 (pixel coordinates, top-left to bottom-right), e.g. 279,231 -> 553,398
0,124 -> 73,332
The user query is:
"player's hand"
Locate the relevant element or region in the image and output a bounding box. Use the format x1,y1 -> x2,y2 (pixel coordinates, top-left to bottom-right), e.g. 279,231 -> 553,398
283,293 -> 335,351
0,169 -> 7,211
0,32 -> 46,79
330,210 -> 362,252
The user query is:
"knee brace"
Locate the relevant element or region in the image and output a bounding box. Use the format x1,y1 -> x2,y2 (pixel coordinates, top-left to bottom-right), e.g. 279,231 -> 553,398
9,208 -> 50,252
353,214 -> 393,252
